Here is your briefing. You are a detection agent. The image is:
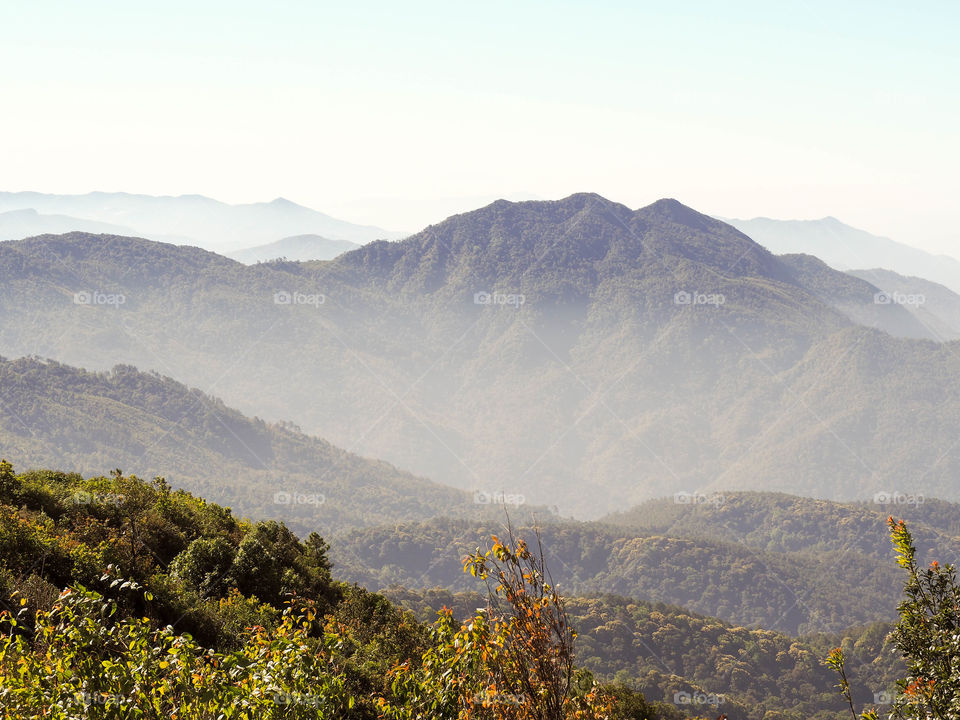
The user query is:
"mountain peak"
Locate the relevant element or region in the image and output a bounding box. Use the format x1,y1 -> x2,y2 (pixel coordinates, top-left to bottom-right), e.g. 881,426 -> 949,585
636,198 -> 720,231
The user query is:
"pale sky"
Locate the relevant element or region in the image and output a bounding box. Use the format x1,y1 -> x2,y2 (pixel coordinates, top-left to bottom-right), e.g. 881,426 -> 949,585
2,1 -> 958,253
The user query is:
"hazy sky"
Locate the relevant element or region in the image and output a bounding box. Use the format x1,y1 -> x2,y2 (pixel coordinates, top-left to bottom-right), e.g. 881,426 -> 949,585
2,1 -> 958,252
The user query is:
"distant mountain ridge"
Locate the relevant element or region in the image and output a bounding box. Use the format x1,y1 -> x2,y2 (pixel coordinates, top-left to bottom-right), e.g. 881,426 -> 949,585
2,194 -> 960,517
228,234 -> 361,264
0,191 -> 405,251
846,267 -> 960,341
0,208 -> 137,241
723,215 -> 960,295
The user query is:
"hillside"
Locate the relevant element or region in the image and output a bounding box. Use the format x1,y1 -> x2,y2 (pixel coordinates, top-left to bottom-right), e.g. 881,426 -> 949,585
777,253 -> 934,340
2,196 -> 960,517
0,356 -> 478,536
329,492 -> 960,635
329,516 -> 900,635
0,463 -> 906,720
601,491 -> 960,563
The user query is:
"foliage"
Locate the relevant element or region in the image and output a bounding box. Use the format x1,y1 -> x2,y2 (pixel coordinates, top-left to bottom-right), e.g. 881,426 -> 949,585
0,583 -> 354,719
379,530 -> 613,720
602,492 -> 960,566
0,462 -> 666,719
825,518 -> 960,718
382,586 -> 902,720
885,517 -> 960,717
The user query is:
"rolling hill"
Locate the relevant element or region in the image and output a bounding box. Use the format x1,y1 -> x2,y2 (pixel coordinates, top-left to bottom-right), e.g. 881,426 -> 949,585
0,355 -> 478,536
328,491 -> 960,634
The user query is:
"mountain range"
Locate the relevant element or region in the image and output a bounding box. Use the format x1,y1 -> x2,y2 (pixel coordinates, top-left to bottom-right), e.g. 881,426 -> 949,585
2,194 -> 959,519
0,207 -> 136,240
724,215 -> 960,295
0,192 -> 404,252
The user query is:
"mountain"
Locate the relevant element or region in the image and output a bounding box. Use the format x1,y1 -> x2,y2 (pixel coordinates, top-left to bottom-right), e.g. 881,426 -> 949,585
2,194 -> 960,518
228,234 -> 361,264
0,355 -> 478,536
847,267 -> 960,341
724,215 -> 960,295
0,208 -> 136,241
0,192 -> 404,251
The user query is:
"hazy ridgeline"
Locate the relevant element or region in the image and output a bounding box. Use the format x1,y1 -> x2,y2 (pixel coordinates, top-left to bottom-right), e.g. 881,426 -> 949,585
1,194 -> 958,519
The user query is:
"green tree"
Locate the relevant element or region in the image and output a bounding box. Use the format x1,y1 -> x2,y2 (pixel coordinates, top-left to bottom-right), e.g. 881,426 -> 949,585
380,528 -> 613,720
170,536 -> 236,597
0,460 -> 17,503
826,517 -> 960,719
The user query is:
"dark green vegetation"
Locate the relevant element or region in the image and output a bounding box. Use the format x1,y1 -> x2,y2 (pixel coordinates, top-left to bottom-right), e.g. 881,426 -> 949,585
0,461 -> 427,718
331,492 -> 960,635
0,462 -> 916,719
0,356 -> 478,537
2,195 -> 959,518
